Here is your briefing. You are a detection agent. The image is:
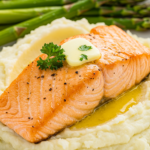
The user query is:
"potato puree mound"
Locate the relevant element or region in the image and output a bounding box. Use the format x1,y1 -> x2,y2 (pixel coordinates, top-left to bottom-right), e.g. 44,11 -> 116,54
0,18 -> 150,150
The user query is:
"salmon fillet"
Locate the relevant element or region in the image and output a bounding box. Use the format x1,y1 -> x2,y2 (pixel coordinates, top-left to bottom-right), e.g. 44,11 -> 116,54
0,25 -> 150,143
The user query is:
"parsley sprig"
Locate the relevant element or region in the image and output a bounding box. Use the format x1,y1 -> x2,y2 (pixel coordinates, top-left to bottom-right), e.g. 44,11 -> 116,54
80,54 -> 88,61
78,45 -> 92,51
37,43 -> 66,70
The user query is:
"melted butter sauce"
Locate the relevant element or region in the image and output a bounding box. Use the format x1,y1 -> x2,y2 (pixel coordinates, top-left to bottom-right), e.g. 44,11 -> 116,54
72,83 -> 143,129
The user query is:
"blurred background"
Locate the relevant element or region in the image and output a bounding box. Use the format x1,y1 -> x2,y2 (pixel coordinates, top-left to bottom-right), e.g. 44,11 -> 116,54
0,0 -> 150,50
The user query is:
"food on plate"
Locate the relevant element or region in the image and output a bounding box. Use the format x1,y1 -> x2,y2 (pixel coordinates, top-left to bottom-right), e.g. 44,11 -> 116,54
74,16 -> 150,31
0,24 -> 150,144
61,38 -> 101,66
82,4 -> 150,17
0,18 -> 150,150
0,0 -> 100,46
0,0 -> 148,47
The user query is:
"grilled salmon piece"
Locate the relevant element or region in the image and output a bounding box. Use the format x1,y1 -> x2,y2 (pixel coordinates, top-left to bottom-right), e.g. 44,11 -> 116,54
61,25 -> 150,97
91,26 -> 150,97
0,25 -> 150,143
0,55 -> 104,143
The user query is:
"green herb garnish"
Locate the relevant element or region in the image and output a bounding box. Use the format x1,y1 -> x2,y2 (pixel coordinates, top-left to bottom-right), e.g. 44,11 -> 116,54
37,43 -> 66,70
80,54 -> 88,61
78,45 -> 92,51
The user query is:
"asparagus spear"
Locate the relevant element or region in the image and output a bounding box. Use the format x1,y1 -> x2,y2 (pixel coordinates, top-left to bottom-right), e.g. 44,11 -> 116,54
0,0 -> 146,9
105,0 -> 146,5
83,4 -> 150,17
0,0 -> 78,9
0,7 -> 60,24
1,4 -> 149,25
74,16 -> 150,31
0,0 -> 109,46
1,4 -> 150,25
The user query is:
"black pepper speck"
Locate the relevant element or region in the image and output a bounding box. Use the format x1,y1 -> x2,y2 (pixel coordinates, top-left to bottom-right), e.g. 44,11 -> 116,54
51,73 -> 56,77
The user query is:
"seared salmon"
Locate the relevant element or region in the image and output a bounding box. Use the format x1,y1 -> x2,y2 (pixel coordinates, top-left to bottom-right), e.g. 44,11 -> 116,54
0,25 -> 150,143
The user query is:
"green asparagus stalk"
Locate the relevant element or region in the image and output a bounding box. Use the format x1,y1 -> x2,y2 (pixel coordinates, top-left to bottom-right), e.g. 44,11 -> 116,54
0,0 -> 78,9
0,0 -> 146,9
139,6 -> 150,16
0,0 -> 109,46
0,7 -> 60,24
83,4 -> 150,17
1,4 -> 150,25
0,0 -> 17,2
105,0 -> 145,5
74,16 -> 150,31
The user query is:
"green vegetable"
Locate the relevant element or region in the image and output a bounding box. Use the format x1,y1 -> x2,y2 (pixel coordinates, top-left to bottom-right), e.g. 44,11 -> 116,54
37,43 -> 66,70
1,5 -> 150,25
0,0 -> 145,9
74,16 -> 150,31
0,0 -> 77,9
82,4 -> 150,17
80,54 -> 88,61
1,4 -> 150,25
0,0 -> 101,46
78,45 -> 92,51
106,0 -> 145,5
0,7 -> 60,24
0,0 -> 147,46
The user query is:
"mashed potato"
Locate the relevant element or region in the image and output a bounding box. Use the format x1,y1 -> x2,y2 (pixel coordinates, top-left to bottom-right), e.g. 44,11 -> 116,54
0,18 -> 150,150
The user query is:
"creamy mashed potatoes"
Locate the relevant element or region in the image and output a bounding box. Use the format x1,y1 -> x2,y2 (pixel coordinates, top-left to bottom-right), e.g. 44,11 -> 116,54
0,18 -> 150,150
